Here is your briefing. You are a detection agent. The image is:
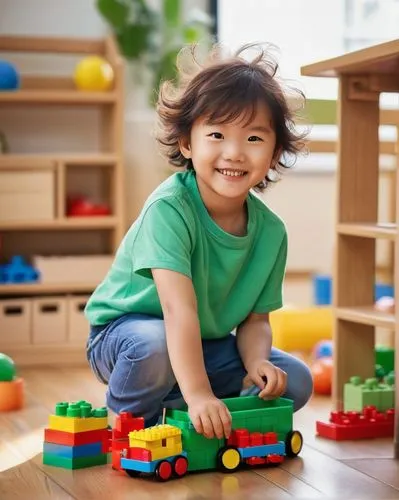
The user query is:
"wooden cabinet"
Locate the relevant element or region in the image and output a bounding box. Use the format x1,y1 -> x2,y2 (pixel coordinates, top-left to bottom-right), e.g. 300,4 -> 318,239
301,39 -> 399,457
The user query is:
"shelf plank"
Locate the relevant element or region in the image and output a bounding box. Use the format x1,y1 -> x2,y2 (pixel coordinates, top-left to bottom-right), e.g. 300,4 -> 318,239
0,153 -> 118,168
0,217 -> 117,230
301,39 -> 399,77
336,306 -> 395,329
0,282 -> 96,296
0,90 -> 117,105
337,223 -> 397,240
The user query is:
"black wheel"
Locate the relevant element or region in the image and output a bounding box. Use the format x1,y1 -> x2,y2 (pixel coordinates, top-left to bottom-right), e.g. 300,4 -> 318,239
216,446 -> 241,473
285,430 -> 303,457
125,469 -> 141,478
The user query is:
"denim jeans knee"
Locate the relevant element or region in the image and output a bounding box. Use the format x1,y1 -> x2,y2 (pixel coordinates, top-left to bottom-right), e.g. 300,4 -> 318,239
89,314 -> 177,425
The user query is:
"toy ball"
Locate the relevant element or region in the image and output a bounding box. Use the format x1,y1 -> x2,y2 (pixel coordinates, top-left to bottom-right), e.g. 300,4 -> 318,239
0,353 -> 16,382
74,56 -> 114,91
311,357 -> 333,395
0,60 -> 20,91
312,339 -> 333,360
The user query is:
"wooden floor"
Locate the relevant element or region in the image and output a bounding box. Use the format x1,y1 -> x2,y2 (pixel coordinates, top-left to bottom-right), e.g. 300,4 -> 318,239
1,367 -> 399,500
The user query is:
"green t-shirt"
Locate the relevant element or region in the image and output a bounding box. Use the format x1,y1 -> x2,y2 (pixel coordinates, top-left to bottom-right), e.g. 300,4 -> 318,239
85,170 -> 287,339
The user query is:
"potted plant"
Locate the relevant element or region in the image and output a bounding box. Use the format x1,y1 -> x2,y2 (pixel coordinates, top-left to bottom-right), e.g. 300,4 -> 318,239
96,0 -> 213,104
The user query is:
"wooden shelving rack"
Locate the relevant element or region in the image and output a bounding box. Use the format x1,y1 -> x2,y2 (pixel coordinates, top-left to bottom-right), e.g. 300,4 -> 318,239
0,35 -> 125,364
301,39 -> 399,458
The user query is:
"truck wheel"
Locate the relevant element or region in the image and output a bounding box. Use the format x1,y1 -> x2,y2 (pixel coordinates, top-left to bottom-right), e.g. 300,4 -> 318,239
172,455 -> 188,477
155,460 -> 173,481
217,446 -> 241,473
285,430 -> 303,457
125,469 -> 141,478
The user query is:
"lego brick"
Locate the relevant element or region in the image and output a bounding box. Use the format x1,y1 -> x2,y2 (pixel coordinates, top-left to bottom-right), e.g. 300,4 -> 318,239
344,376 -> 395,412
43,441 -> 102,458
238,442 -> 285,459
43,452 -> 108,469
375,346 -> 395,375
129,424 -> 183,462
316,407 -> 395,441
48,401 -> 108,433
113,411 -> 144,439
44,427 -> 110,447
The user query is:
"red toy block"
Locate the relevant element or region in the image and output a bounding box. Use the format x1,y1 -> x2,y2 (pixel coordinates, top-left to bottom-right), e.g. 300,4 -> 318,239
44,427 -> 111,447
250,432 -> 263,446
112,412 -> 145,439
267,454 -> 284,464
129,447 -> 152,461
246,456 -> 266,466
111,439 -> 129,470
263,432 -> 278,445
227,429 -> 249,448
316,406 -> 395,441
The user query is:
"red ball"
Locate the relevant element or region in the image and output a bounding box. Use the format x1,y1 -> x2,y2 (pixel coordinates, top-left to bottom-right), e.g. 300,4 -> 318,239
311,357 -> 333,395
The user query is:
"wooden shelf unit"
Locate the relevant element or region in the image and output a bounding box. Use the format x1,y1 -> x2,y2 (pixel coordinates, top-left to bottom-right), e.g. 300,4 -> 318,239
301,39 -> 399,458
0,35 -> 125,363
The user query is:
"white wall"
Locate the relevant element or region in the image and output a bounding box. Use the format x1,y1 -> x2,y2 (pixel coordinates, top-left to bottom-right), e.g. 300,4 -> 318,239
218,0 -> 345,99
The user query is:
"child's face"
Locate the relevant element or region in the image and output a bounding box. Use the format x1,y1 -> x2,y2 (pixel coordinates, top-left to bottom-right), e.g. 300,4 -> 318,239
180,102 -> 277,201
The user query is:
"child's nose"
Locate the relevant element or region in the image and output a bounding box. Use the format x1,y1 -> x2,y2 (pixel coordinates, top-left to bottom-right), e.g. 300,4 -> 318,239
222,142 -> 245,162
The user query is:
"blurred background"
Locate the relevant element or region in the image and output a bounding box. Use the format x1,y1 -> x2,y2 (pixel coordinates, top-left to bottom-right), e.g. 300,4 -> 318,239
0,1 -> 398,369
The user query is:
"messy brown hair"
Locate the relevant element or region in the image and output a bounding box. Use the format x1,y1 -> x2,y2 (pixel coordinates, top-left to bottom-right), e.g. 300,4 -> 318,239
156,43 -> 307,190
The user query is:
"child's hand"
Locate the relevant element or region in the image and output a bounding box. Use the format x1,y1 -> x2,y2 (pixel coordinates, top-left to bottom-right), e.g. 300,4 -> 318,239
247,360 -> 287,399
187,393 -> 232,439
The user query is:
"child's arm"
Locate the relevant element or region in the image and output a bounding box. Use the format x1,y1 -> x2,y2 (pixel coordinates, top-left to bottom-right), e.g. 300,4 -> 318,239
236,312 -> 287,398
152,268 -> 231,439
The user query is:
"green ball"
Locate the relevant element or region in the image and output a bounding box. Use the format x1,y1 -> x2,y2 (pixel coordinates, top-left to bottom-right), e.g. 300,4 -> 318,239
0,353 -> 16,382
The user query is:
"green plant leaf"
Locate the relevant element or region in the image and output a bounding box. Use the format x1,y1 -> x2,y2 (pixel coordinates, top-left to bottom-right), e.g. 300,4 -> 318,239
96,0 -> 128,30
164,0 -> 181,28
117,23 -> 153,59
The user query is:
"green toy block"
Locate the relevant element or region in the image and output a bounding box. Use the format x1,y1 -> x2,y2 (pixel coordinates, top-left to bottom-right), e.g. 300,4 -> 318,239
54,400 -> 108,418
344,376 -> 395,412
375,346 -> 395,376
166,396 -> 294,472
379,377 -> 395,411
43,452 -> 108,469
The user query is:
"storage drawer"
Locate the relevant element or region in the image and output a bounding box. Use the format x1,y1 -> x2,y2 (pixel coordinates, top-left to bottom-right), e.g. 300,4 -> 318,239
68,295 -> 90,344
0,170 -> 55,221
32,296 -> 67,344
0,299 -> 31,346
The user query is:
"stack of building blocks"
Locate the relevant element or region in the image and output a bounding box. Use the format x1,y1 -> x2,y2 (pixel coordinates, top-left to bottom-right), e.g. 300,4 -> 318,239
344,376 -> 394,412
43,400 -> 111,469
111,411 -> 145,470
316,406 -> 395,440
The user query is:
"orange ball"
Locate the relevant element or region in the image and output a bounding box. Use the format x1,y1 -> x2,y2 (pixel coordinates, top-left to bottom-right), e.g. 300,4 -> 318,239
311,357 -> 333,395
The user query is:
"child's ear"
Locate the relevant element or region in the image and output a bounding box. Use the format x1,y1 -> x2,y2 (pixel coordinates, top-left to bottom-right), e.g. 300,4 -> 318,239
178,136 -> 192,159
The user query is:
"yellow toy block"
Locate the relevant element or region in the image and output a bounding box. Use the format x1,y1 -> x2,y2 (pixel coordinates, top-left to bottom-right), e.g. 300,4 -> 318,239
47,401 -> 108,433
129,424 -> 182,461
49,414 -> 108,433
270,306 -> 333,352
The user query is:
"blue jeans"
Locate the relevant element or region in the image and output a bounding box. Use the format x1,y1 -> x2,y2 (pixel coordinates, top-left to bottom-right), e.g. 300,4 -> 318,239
87,313 -> 313,426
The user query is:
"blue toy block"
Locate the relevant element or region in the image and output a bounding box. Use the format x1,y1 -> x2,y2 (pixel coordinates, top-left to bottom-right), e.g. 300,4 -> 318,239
0,256 -> 39,284
43,441 -> 102,458
238,442 -> 285,459
313,275 -> 394,306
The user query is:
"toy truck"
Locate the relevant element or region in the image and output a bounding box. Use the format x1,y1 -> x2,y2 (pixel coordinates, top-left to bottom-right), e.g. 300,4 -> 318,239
111,395 -> 303,481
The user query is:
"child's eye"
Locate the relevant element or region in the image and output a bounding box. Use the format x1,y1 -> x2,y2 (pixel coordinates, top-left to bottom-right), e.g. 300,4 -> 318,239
248,136 -> 263,142
208,132 -> 223,139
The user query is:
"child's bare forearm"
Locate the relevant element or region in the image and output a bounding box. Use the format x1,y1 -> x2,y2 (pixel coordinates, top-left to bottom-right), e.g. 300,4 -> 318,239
236,314 -> 272,372
164,310 -> 213,403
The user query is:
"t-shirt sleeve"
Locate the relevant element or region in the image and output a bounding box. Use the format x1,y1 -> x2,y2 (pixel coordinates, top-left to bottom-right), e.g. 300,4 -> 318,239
252,230 -> 288,313
131,199 -> 192,279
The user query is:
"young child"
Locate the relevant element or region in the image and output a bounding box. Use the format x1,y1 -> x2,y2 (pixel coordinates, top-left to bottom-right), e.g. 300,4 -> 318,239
85,43 -> 313,440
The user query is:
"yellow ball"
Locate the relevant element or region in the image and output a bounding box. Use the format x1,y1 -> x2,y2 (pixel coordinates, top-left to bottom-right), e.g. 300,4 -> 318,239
74,56 -> 114,91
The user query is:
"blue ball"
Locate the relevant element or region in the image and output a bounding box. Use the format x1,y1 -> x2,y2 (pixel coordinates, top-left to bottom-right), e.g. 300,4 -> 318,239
313,340 -> 333,359
0,60 -> 20,91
